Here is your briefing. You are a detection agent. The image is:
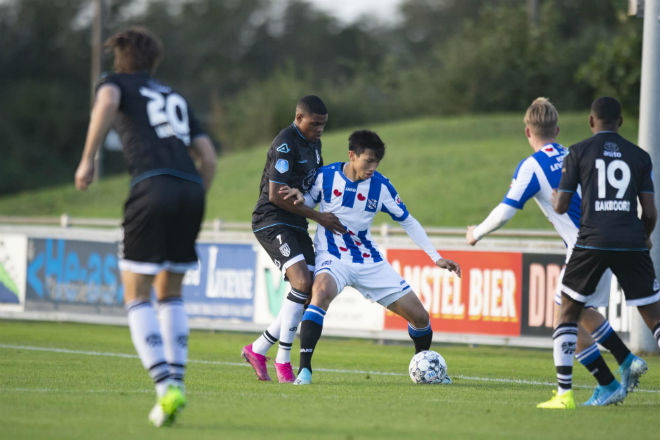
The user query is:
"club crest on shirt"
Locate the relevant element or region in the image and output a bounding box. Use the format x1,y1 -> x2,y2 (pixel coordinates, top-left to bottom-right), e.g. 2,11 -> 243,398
367,198 -> 378,210
279,243 -> 291,257
276,143 -> 290,153
275,159 -> 289,174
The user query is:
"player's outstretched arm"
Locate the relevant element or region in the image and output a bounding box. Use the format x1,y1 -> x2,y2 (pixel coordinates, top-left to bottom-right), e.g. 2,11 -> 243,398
278,185 -> 306,206
268,181 -> 346,234
75,84 -> 121,190
466,203 -> 517,246
435,258 -> 461,278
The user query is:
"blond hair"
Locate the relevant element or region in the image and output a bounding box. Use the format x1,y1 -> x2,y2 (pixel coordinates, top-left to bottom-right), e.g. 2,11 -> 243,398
524,97 -> 558,139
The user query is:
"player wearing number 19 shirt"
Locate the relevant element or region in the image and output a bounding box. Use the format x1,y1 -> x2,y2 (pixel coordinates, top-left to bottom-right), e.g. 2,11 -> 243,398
468,98 -> 641,408
75,27 -> 216,426
538,96 -> 660,410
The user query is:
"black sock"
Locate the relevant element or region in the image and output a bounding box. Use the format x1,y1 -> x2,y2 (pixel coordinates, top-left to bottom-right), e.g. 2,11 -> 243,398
592,321 -> 630,365
299,320 -> 323,373
576,343 -> 616,386
408,323 -> 432,353
585,356 -> 616,386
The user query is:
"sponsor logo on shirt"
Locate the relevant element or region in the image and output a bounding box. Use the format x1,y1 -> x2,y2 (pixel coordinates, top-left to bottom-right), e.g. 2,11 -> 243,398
395,195 -> 402,204
344,187 -> 357,193
276,143 -> 290,153
275,159 -> 289,174
603,142 -> 622,158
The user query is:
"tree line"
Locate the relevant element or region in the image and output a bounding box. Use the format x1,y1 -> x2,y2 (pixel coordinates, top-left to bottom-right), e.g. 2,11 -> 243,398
0,0 -> 641,194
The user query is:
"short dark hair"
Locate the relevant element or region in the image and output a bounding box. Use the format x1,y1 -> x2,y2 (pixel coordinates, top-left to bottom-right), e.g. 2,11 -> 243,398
348,130 -> 385,161
591,96 -> 622,124
297,95 -> 327,115
105,26 -> 162,74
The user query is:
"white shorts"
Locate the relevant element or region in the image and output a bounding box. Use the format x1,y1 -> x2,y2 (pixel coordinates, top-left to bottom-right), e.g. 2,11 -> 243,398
555,265 -> 613,308
314,252 -> 411,307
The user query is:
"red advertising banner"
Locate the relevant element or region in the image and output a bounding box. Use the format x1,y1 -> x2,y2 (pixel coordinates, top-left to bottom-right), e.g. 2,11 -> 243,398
385,249 -> 523,336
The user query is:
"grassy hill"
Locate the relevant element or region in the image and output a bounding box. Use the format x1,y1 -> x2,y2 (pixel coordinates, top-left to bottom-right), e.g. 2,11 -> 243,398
0,112 -> 638,229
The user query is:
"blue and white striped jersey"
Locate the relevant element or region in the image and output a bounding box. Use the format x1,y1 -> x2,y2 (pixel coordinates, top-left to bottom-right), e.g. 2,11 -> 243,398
502,143 -> 582,248
305,162 -> 410,264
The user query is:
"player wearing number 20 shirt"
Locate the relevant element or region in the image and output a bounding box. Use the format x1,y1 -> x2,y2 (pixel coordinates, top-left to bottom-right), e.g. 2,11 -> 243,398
98,71 -> 209,272
557,103 -> 658,306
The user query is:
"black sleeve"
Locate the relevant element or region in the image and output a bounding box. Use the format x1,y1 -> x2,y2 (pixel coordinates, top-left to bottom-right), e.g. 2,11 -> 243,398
267,139 -> 296,186
558,146 -> 579,193
187,106 -> 206,140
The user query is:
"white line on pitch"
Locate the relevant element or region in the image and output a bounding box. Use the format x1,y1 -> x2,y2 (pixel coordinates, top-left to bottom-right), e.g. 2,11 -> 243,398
1,343 -> 658,394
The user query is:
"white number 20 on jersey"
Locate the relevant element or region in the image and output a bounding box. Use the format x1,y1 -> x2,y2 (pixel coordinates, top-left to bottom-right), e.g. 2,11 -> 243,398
139,87 -> 191,146
595,159 -> 630,199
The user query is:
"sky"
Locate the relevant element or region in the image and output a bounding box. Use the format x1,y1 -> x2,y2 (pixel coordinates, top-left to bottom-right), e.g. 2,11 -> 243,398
306,0 -> 403,24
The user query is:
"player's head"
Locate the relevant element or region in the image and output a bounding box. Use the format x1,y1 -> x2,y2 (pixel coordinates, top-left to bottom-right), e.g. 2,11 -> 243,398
347,130 -> 384,180
105,26 -> 162,74
524,97 -> 559,140
295,95 -> 328,142
589,96 -> 622,132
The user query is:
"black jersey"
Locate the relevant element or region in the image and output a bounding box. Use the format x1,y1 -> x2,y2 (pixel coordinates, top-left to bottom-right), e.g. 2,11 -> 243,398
98,72 -> 205,185
558,132 -> 655,250
252,123 -> 323,231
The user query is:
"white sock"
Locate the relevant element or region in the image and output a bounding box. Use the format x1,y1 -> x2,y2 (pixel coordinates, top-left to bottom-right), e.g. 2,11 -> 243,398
275,289 -> 308,364
553,323 -> 577,395
252,314 -> 280,355
126,300 -> 170,396
158,297 -> 188,387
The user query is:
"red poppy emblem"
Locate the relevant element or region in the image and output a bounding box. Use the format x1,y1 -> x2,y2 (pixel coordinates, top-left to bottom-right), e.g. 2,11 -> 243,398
333,189 -> 342,197
357,193 -> 366,201
339,247 -> 348,252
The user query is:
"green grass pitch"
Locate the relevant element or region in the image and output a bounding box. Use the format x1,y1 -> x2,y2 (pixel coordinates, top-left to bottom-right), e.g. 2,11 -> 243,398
1,320 -> 658,439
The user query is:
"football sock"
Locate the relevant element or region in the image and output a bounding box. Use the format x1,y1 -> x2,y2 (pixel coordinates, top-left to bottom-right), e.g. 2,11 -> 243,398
126,300 -> 170,397
553,323 -> 578,394
591,320 -> 630,365
576,343 -> 615,386
298,305 -> 326,373
275,288 -> 309,364
408,323 -> 433,353
252,316 -> 280,355
653,322 -> 660,350
158,297 -> 188,387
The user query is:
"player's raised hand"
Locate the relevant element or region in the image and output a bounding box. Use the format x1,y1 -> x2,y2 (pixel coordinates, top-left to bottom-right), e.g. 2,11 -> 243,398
279,185 -> 304,205
466,226 -> 478,246
317,212 -> 347,235
75,158 -> 95,191
436,258 -> 461,278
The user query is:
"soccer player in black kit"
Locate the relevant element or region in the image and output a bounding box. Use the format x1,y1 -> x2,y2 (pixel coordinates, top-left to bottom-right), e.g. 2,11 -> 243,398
75,27 -> 216,426
538,97 -> 660,409
243,96 -> 344,383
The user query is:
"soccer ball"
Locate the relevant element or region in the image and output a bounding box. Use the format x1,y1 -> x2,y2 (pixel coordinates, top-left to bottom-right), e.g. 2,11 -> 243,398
409,350 -> 447,384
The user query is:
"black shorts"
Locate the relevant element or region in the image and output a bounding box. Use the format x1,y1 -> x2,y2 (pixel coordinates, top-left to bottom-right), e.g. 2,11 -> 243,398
561,247 -> 660,306
120,175 -> 205,274
254,225 -> 315,272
